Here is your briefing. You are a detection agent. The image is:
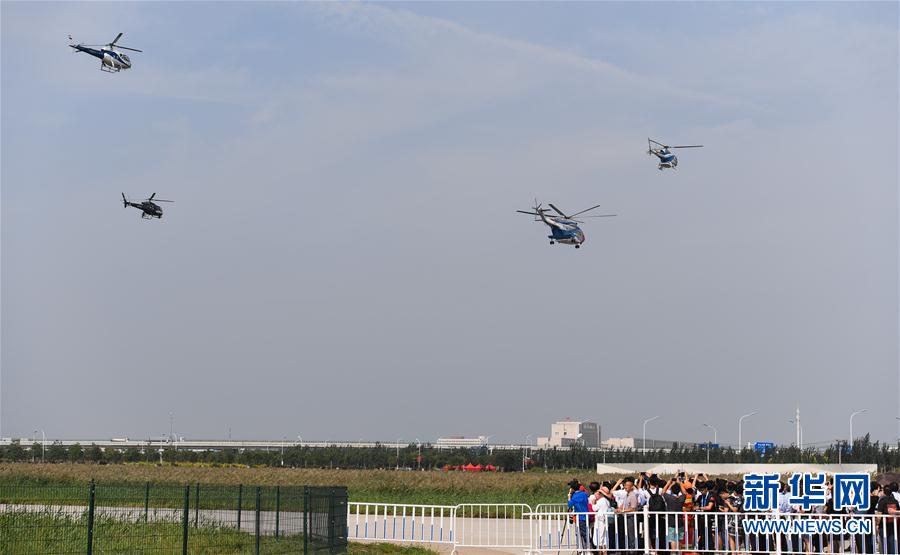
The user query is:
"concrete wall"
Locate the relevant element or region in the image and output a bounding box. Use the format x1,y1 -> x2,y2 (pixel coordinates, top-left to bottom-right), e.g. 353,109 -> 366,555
596,463 -> 879,475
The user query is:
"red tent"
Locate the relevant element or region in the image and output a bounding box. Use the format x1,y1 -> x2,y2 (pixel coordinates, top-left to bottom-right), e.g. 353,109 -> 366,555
464,463 -> 477,472
474,464 -> 484,471
484,464 -> 497,471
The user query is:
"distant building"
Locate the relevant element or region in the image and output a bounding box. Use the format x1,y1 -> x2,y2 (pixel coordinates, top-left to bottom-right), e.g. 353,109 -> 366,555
537,420 -> 600,449
435,436 -> 488,448
603,437 -> 696,450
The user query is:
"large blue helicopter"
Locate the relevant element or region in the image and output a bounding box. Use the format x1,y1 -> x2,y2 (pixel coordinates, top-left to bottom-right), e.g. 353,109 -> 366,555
69,33 -> 142,73
517,202 -> 616,248
647,138 -> 703,170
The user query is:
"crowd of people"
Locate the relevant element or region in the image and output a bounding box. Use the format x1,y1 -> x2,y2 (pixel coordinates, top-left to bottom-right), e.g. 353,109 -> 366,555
564,473 -> 900,554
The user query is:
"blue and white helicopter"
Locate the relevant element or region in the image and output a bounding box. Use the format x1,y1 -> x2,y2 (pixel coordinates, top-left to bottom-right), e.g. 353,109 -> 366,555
69,33 -> 142,73
517,202 -> 616,248
647,138 -> 703,170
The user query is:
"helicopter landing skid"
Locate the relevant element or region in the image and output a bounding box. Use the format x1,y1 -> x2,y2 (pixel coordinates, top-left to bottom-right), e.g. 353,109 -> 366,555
100,65 -> 121,73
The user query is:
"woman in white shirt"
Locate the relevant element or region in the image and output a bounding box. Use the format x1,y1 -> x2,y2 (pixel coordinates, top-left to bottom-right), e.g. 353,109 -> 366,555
592,485 -> 613,554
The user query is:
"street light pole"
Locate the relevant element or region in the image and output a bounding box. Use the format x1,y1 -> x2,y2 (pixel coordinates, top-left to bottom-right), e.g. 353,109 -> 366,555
849,409 -> 868,449
396,438 -> 402,470
281,437 -> 285,467
524,434 -> 532,472
40,430 -> 46,463
738,411 -> 758,452
642,416 -> 660,451
415,438 -> 421,471
788,419 -> 803,450
703,424 -> 718,464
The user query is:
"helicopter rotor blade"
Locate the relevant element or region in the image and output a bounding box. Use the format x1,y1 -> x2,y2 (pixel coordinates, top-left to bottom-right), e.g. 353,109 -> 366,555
669,145 -> 703,149
122,193 -> 128,208
109,32 -> 123,47
517,210 -> 542,216
547,203 -> 568,218
148,193 -> 156,201
567,204 -> 604,218
581,214 -> 617,218
117,46 -> 142,52
152,199 -> 174,203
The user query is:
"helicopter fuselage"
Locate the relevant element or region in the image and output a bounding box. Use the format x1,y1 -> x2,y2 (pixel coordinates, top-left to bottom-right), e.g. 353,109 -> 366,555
652,148 -> 678,169
539,215 -> 586,246
70,45 -> 132,71
127,201 -> 163,218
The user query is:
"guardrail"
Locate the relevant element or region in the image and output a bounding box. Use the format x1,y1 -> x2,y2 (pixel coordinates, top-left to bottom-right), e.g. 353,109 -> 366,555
348,502 -> 899,554
454,504 -> 532,551
347,502 -> 455,545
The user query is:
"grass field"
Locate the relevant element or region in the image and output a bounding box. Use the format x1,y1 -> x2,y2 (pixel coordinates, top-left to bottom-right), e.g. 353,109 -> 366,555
0,463 -> 590,506
1,510 -> 302,554
0,510 -> 435,555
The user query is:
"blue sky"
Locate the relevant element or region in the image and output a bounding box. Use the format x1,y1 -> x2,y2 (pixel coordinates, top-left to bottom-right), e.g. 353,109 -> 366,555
2,2 -> 898,447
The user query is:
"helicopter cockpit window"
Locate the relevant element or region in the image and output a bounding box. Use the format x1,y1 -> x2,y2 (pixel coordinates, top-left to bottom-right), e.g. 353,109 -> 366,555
121,54 -> 130,64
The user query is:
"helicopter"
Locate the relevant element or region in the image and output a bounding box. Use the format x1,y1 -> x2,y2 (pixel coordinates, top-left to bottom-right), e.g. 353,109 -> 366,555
69,33 -> 142,73
517,201 -> 616,248
122,193 -> 172,219
647,138 -> 703,170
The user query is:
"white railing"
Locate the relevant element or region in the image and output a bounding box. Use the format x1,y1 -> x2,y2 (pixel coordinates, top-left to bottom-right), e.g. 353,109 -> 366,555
350,502 -> 898,554
454,503 -> 532,550
347,502 -> 455,545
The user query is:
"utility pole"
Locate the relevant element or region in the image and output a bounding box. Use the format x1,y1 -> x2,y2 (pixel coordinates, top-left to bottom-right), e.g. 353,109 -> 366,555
795,406 -> 801,450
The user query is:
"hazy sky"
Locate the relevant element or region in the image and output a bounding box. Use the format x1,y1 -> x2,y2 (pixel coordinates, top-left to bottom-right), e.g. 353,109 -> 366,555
2,2 -> 898,448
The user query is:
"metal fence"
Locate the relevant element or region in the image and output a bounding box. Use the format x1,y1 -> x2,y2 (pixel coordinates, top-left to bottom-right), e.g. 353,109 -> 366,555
0,481 -> 347,554
348,502 -> 900,554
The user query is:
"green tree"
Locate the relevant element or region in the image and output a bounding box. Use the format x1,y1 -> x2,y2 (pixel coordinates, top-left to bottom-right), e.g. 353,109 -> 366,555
3,440 -> 26,462
85,444 -> 103,462
67,443 -> 84,462
47,441 -> 67,462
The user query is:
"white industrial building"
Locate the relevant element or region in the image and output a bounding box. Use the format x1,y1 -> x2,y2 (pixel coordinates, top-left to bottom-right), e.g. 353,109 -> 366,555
435,436 -> 489,448
537,420 -> 600,449
603,437 -> 696,450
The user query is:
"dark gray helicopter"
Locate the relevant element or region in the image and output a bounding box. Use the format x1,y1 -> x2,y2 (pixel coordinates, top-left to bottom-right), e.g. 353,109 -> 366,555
122,193 -> 172,219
